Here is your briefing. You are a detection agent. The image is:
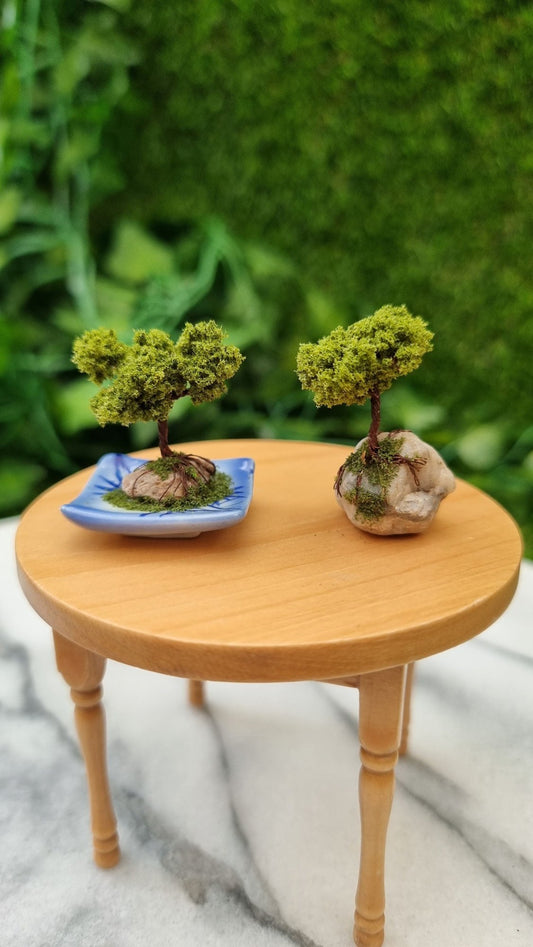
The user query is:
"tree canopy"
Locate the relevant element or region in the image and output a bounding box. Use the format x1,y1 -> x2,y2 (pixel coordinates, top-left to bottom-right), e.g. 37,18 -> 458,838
296,305 -> 433,409
72,321 -> 244,427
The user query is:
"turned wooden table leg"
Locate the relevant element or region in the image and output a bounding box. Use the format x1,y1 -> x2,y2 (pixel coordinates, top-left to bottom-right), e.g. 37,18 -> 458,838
354,664 -> 407,947
53,631 -> 120,868
188,679 -> 205,708
399,662 -> 414,757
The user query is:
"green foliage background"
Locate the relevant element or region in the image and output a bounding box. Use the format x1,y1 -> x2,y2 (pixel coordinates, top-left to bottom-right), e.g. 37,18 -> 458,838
1,0 -> 532,553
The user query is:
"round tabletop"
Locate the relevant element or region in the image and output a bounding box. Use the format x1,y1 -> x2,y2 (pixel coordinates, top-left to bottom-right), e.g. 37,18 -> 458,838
16,439 -> 522,682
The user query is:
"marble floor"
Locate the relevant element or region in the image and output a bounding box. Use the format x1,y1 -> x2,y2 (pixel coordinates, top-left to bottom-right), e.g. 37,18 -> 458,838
1,515 -> 532,947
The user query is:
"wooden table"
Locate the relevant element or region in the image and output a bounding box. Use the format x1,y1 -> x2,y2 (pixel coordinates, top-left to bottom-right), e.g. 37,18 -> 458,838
15,439 -> 522,947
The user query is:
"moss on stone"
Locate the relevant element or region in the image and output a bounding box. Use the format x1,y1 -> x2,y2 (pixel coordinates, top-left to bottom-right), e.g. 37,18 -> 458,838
343,434 -> 408,522
345,435 -> 404,489
346,487 -> 387,522
144,455 -> 202,480
104,470 -> 233,512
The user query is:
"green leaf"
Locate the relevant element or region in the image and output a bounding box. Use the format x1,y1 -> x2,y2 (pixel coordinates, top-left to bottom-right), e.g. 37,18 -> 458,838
1,229 -> 64,261
0,186 -> 21,234
86,0 -> 132,15
244,242 -> 296,280
523,450 -> 533,473
455,424 -> 506,470
221,282 -> 269,346
54,45 -> 91,97
130,274 -> 194,332
129,420 -> 157,449
94,277 -> 136,333
0,62 -> 20,115
106,220 -> 174,284
55,132 -> 99,180
0,461 -> 44,513
16,199 -> 63,227
8,118 -> 50,148
52,307 -> 89,337
385,385 -> 445,433
305,288 -> 346,338
53,378 -> 100,435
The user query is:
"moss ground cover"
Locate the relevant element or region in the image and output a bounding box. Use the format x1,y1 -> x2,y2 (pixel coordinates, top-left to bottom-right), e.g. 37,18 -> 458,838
342,435 -> 405,521
108,1 -> 533,432
105,469 -> 233,512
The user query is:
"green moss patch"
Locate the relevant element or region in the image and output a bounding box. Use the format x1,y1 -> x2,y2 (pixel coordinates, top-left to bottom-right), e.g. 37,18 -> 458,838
104,470 -> 233,512
109,3 -> 533,438
345,435 -> 405,490
343,434 -> 410,522
144,455 -> 205,481
349,487 -> 387,522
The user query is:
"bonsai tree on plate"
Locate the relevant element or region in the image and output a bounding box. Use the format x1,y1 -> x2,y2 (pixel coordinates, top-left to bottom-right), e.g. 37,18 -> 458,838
296,304 -> 455,534
73,321 -> 244,508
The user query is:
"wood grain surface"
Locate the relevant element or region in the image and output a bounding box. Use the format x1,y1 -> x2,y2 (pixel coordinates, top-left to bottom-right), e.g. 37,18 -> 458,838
16,439 -> 522,682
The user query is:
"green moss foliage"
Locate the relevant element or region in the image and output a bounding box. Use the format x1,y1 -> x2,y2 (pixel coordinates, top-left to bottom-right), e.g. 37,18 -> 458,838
341,435 -> 404,520
296,306 -> 432,407
346,487 -> 387,523
105,1 -> 533,431
72,322 -> 244,427
105,470 -> 233,512
345,434 -> 405,489
343,435 -> 405,521
147,456 -> 204,480
72,330 -> 128,386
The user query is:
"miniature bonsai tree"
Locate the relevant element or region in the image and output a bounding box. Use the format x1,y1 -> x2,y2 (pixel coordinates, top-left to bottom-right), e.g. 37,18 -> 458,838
296,305 -> 454,535
72,321 -> 244,506
296,304 -> 434,454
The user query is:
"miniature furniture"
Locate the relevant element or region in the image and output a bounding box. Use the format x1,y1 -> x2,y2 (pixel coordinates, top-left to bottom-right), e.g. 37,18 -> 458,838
15,439 -> 522,947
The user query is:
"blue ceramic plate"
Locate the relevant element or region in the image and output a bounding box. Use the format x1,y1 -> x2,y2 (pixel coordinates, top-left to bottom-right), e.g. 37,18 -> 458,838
61,454 -> 255,538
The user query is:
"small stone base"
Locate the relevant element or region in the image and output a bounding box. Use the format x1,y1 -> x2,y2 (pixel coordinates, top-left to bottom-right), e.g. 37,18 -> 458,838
121,453 -> 215,502
336,431 -> 455,535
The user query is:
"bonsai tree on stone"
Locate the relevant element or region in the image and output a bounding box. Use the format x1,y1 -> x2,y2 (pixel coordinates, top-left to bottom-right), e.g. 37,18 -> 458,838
72,321 -> 244,508
296,304 -> 455,535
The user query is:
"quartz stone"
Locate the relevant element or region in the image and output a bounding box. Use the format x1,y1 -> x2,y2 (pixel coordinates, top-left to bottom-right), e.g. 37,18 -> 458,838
336,430 -> 456,535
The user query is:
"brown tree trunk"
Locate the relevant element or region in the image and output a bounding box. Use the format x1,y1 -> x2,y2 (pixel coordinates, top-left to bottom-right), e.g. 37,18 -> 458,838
157,419 -> 174,458
368,391 -> 381,454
